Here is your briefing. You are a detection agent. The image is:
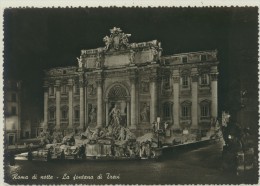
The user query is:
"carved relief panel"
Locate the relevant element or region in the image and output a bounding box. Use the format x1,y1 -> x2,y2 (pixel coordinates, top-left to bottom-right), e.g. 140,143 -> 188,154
87,80 -> 97,97
140,81 -> 150,94
139,75 -> 150,94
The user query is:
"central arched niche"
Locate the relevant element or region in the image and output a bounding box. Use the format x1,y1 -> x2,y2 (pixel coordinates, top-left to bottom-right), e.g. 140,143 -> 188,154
107,84 -> 128,99
105,83 -> 130,127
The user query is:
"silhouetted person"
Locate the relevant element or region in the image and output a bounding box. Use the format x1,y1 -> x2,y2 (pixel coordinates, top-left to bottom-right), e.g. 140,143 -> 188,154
47,149 -> 52,162
79,145 -> 85,159
28,149 -> 33,161
60,150 -> 65,160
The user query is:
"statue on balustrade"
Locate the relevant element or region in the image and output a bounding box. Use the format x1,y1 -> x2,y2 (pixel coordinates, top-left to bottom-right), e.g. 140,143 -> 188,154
103,36 -> 112,50
151,46 -> 159,62
121,33 -> 131,48
129,49 -> 135,64
95,53 -> 102,69
76,56 -> 83,68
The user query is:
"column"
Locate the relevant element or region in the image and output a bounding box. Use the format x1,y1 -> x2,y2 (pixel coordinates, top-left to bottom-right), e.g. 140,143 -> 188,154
84,81 -> 88,125
127,102 -> 130,127
106,102 -> 109,126
55,80 -> 61,129
150,76 -> 158,123
43,86 -> 48,129
96,79 -> 103,127
79,80 -> 84,129
191,68 -> 198,129
130,77 -> 137,129
68,79 -> 73,128
211,66 -> 218,118
173,69 -> 180,129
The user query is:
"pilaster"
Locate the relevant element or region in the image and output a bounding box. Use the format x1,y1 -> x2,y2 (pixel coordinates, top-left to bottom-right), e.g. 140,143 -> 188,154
210,66 -> 218,118
96,73 -> 103,127
43,83 -> 48,129
191,67 -> 198,129
149,75 -> 158,124
79,75 -> 85,129
68,79 -> 73,128
130,76 -> 137,129
173,69 -> 180,129
55,79 -> 61,129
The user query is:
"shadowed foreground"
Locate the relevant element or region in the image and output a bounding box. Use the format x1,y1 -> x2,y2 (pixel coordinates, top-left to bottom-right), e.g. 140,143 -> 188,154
4,141 -> 258,185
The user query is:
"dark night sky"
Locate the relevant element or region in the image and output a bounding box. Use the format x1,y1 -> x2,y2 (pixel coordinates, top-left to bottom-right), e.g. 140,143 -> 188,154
3,8 -> 258,119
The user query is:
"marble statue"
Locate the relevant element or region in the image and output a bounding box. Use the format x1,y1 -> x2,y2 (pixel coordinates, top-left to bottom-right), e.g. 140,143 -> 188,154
95,53 -> 102,68
103,36 -> 112,50
151,46 -> 159,62
129,50 -> 135,64
118,127 -> 126,141
121,33 -> 131,48
140,103 -> 149,122
109,105 -> 121,127
89,107 -> 97,123
76,56 -> 83,68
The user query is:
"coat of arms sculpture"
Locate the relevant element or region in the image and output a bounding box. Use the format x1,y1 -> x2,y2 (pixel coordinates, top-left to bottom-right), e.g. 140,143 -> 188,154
103,27 -> 131,51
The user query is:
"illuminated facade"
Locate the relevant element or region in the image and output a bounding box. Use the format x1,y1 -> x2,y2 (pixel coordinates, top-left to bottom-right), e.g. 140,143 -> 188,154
43,27 -> 219,135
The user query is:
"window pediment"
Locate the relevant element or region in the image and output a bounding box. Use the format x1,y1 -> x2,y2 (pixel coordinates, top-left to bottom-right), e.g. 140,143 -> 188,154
48,106 -> 56,111
180,69 -> 191,75
61,105 -> 69,111
181,100 -> 191,106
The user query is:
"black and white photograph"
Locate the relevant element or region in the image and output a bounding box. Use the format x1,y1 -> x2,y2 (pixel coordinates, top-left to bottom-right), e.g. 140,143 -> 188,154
2,7 -> 259,185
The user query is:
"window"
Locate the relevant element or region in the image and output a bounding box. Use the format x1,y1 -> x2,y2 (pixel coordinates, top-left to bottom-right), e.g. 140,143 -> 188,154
163,102 -> 172,118
11,93 -> 16,102
182,56 -> 188,63
200,100 -> 211,118
11,106 -> 16,115
201,105 -> 209,117
182,106 -> 189,117
49,86 -> 54,96
62,110 -> 68,119
61,85 -> 67,94
48,106 -> 56,120
201,54 -> 207,61
182,76 -> 189,88
61,106 -> 68,120
201,74 -> 209,85
181,101 -> 191,118
49,111 -> 55,120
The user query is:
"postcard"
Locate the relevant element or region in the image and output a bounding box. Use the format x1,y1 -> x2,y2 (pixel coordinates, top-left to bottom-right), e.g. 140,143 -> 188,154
1,5 -> 259,185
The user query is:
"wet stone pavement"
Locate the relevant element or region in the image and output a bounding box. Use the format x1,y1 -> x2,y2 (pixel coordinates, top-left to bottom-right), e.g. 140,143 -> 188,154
4,141 -> 258,185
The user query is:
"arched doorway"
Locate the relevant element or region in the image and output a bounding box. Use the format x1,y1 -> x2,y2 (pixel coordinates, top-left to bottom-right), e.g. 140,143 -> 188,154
105,84 -> 130,127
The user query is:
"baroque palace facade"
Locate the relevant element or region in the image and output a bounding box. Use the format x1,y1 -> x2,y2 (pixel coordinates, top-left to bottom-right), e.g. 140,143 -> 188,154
43,27 -> 219,135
